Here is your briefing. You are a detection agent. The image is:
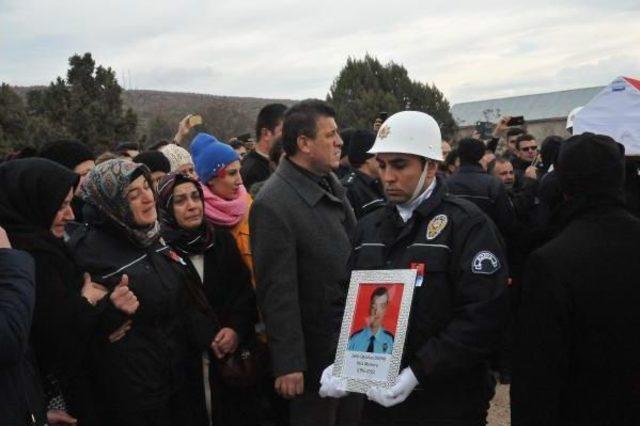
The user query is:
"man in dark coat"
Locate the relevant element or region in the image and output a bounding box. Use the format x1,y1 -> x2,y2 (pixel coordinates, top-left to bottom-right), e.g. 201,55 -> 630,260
341,129 -> 386,219
512,133 -> 640,425
250,99 -> 358,426
446,137 -> 515,238
240,103 -> 287,189
0,227 -> 47,426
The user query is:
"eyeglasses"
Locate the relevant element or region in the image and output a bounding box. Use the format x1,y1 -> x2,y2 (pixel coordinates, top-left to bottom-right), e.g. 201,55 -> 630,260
520,146 -> 537,152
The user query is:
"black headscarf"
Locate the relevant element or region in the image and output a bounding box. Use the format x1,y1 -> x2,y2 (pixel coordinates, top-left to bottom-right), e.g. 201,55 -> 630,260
0,158 -> 79,241
157,172 -> 215,255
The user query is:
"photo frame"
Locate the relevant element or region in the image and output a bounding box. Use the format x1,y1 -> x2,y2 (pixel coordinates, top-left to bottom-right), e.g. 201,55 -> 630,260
332,269 -> 417,394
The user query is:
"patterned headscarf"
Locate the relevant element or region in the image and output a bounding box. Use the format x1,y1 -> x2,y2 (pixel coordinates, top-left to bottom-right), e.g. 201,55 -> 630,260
159,144 -> 194,172
78,159 -> 160,248
156,172 -> 215,255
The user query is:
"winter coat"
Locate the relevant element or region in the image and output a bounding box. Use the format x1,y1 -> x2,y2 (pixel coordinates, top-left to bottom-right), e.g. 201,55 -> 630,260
0,249 -> 47,426
350,178 -> 509,419
250,158 -> 356,390
68,215 -> 217,418
512,203 -> 640,426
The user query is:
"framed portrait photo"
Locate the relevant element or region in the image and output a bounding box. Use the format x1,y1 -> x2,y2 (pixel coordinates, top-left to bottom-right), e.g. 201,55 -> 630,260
332,269 -> 417,394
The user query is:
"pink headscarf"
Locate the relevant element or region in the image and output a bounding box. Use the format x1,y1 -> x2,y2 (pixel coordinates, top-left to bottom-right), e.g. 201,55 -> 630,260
201,183 -> 249,227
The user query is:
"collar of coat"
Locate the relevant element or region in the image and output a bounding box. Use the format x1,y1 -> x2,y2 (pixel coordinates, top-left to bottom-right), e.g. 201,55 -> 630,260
277,157 -> 347,207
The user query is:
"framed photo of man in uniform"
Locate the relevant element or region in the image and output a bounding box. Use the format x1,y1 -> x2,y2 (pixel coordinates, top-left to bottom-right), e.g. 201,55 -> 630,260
333,269 -> 416,394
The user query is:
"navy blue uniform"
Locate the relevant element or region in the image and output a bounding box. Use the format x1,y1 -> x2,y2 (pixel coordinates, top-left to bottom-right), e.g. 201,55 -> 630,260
351,178 -> 509,426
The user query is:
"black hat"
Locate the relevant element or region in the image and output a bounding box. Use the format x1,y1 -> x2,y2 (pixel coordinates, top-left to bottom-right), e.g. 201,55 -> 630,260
133,151 -> 171,173
457,137 -> 485,165
347,130 -> 376,166
557,132 -> 625,198
339,128 -> 356,159
39,139 -> 96,171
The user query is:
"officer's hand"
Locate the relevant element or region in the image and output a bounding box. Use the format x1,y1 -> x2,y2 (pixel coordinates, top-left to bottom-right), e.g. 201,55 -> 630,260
275,372 -> 304,399
366,367 -> 418,408
318,364 -> 348,399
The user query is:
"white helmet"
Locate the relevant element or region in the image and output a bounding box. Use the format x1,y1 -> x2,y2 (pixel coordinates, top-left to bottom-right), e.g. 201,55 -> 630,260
368,111 -> 443,161
566,106 -> 583,130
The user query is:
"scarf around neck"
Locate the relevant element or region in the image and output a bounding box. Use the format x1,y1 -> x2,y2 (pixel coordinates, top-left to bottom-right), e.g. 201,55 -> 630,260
201,183 -> 249,227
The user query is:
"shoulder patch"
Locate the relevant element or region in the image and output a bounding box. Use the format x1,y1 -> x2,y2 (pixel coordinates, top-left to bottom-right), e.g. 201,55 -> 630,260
426,214 -> 448,240
471,251 -> 501,275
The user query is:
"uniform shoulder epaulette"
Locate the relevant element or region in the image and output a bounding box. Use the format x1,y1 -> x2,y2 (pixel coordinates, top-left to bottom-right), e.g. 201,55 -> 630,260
383,329 -> 395,339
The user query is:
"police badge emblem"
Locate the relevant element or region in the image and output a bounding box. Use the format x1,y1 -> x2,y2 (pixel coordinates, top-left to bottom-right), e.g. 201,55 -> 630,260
426,214 -> 448,240
378,125 -> 391,139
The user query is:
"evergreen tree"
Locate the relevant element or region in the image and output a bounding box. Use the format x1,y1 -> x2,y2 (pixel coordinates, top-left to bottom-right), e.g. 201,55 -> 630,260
0,83 -> 29,153
25,52 -> 138,151
327,55 -> 456,138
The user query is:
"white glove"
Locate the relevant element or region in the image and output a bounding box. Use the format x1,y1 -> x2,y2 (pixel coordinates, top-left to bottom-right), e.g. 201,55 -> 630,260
366,367 -> 419,408
318,364 -> 348,398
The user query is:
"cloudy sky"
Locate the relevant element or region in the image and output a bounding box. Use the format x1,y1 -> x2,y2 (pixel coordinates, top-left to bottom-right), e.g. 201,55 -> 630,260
1,0 -> 639,104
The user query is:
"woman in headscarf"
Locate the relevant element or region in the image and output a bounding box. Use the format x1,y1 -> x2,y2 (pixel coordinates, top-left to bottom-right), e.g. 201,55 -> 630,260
67,159 -> 218,426
159,143 -> 197,179
0,158 -> 111,425
191,134 -> 254,281
157,172 -> 258,426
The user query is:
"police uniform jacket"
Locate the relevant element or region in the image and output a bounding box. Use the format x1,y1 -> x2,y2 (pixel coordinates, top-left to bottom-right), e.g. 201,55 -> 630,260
350,178 -> 509,414
341,169 -> 386,219
446,164 -> 515,238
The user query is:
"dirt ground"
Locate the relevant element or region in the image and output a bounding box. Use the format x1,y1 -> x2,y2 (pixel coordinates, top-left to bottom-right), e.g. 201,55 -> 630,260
487,384 -> 510,426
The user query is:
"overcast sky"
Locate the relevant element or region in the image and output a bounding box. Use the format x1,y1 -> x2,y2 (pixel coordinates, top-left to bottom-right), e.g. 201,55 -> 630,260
1,0 -> 639,104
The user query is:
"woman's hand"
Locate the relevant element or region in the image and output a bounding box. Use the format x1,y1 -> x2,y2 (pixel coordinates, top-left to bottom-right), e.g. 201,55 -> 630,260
210,327 -> 238,359
108,320 -> 132,343
81,273 -> 108,306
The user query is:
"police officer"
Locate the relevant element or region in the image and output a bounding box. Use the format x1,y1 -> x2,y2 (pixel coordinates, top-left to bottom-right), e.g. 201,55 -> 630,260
348,287 -> 394,354
319,111 -> 509,426
341,130 -> 386,219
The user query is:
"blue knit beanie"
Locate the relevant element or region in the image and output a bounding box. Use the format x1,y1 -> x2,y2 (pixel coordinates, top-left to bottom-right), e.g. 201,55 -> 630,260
194,140 -> 240,184
190,132 -> 221,160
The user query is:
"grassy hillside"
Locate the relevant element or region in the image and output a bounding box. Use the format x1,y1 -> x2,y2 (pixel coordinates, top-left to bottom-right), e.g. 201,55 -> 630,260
13,86 -> 296,145
122,89 -> 296,143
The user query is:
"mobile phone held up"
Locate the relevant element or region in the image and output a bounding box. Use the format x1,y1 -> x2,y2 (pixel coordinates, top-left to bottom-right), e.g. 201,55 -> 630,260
507,116 -> 525,126
188,114 -> 203,128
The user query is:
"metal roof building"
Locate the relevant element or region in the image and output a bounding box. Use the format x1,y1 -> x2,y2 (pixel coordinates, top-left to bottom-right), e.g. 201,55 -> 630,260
451,86 -> 604,127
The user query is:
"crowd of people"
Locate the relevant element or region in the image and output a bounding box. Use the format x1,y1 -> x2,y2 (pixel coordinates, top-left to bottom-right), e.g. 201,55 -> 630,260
1,98 -> 639,426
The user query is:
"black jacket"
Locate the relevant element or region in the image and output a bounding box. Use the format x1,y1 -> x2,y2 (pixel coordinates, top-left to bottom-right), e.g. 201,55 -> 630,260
68,219 -> 217,417
446,164 -> 515,238
341,169 -> 385,219
512,203 -> 640,426
0,249 -> 47,426
240,150 -> 271,190
350,178 -> 509,416
9,232 -> 100,422
185,228 -> 257,344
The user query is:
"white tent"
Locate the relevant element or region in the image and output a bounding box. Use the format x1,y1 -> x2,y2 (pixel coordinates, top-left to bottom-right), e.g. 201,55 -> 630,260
574,76 -> 640,156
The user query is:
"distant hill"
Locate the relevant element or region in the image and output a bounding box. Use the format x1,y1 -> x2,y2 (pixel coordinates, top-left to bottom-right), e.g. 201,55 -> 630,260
13,86 -> 296,144
122,89 -> 296,143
